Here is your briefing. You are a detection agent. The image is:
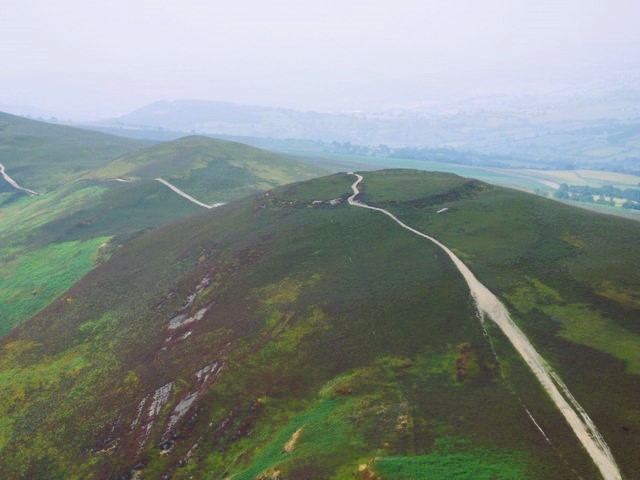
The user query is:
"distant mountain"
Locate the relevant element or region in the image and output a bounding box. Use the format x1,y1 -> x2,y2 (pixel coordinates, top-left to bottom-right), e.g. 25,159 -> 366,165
107,99 -> 365,142
0,104 -> 59,120
1,170 -> 638,479
104,99 -> 640,172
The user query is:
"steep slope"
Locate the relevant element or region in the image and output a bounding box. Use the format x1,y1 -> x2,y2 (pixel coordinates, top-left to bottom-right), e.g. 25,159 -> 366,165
0,112 -> 148,192
0,170 -> 638,479
348,173 -> 621,479
0,134 -> 324,335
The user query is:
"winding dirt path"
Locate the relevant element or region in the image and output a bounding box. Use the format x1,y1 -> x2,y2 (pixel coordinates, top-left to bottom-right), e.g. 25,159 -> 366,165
155,178 -> 225,209
347,172 -> 621,480
0,162 -> 39,196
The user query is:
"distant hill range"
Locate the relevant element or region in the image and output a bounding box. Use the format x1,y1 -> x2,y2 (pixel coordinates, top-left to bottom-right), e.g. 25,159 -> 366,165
103,99 -> 366,142
96,97 -> 640,172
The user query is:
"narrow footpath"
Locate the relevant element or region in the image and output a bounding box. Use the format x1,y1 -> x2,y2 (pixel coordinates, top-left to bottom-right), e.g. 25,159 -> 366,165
347,172 -> 621,480
155,178 -> 225,209
0,163 -> 39,196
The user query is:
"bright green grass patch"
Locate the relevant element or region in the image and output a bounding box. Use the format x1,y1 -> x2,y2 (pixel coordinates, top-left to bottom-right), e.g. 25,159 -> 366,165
373,451 -> 529,480
231,398 -> 347,480
506,276 -> 562,312
0,183 -> 106,246
374,439 -> 530,480
507,278 -> 640,374
0,236 -> 110,334
257,275 -> 319,308
546,304 -> 640,374
229,158 -> 320,186
0,314 -> 125,477
0,342 -> 89,452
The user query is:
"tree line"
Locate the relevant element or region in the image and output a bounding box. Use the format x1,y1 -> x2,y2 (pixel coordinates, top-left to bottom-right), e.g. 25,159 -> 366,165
554,183 -> 640,209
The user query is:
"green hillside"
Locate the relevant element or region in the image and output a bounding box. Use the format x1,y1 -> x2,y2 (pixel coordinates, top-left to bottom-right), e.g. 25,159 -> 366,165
0,129 -> 324,336
86,135 -> 326,203
0,112 -> 148,192
0,170 -> 637,479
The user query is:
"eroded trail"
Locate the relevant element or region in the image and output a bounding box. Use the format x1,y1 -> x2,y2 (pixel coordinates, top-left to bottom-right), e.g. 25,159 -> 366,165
347,172 -> 622,480
155,178 -> 225,209
0,162 -> 39,196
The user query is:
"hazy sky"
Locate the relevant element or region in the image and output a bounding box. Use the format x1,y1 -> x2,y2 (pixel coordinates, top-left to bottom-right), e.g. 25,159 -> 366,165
1,0 -> 639,119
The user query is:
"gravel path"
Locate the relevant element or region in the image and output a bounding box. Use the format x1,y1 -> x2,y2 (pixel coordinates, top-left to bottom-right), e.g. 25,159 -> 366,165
155,178 -> 225,209
0,162 -> 39,196
347,172 -> 621,480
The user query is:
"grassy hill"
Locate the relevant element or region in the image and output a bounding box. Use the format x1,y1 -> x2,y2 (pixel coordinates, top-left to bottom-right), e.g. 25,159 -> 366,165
0,129 -> 324,336
0,112 -> 148,192
86,135 -> 326,203
0,170 -> 638,479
